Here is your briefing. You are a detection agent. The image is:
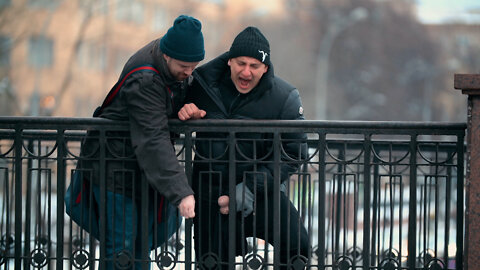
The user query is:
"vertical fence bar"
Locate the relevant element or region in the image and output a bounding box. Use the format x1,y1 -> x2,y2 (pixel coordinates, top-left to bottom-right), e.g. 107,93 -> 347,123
228,131 -> 236,268
1,150 -> 12,266
98,129 -> 107,269
14,124 -> 23,269
317,132 -> 326,269
141,175 -> 149,270
24,139 -> 33,270
273,132 -> 281,268
456,132 -> 465,270
334,149 -> 344,261
444,162 -> 452,267
363,133 -> 372,270
183,131 -> 193,270
454,73 -> 480,270
370,153 -> 379,265
407,133 -> 418,269
56,128 -> 66,269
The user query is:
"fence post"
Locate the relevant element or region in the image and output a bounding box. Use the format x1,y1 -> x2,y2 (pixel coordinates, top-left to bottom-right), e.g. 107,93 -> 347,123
454,73 -> 480,270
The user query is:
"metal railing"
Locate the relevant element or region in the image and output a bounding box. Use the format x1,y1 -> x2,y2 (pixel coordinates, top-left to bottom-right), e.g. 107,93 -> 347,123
0,117 -> 466,269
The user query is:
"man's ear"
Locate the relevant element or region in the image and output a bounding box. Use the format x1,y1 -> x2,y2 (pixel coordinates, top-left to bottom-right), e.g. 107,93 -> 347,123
163,54 -> 170,62
263,64 -> 268,74
227,59 -> 231,66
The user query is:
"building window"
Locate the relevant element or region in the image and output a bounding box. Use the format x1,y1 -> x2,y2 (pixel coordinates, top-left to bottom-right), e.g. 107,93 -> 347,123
28,0 -> 60,9
28,36 -> 53,68
76,41 -> 106,71
115,0 -> 144,24
79,0 -> 108,15
152,7 -> 168,32
0,36 -> 11,67
197,0 -> 223,3
0,0 -> 11,8
114,49 -> 132,74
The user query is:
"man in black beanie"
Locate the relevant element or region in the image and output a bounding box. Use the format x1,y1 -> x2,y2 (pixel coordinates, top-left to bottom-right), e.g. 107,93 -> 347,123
179,26 -> 310,269
77,15 -> 204,269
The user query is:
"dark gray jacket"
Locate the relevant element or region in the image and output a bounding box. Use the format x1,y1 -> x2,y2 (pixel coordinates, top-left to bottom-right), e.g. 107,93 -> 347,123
80,39 -> 193,206
187,52 -> 307,200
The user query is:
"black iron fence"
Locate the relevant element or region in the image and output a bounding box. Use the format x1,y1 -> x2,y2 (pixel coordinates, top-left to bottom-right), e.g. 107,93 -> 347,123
0,117 -> 465,269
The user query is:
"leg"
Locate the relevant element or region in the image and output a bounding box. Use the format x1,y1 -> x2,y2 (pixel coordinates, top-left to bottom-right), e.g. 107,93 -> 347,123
194,197 -> 234,270
277,193 -> 310,266
93,186 -> 152,270
247,192 -> 310,269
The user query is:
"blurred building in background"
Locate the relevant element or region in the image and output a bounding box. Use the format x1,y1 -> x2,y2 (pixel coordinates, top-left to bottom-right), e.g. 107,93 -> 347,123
0,0 -> 478,121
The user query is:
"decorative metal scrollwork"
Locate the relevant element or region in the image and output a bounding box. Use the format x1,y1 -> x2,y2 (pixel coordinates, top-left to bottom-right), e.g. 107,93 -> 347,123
379,257 -> 399,270
114,250 -> 133,270
290,254 -> 308,270
199,252 -> 220,270
36,235 -> 49,247
1,234 -> 14,249
347,246 -> 363,261
0,248 -> 5,266
418,248 -> 435,265
381,248 -> 399,260
245,253 -> 264,270
335,256 -> 353,270
30,248 -> 48,268
311,245 -> 327,260
155,251 -> 177,270
426,258 -> 446,270
72,249 -> 90,269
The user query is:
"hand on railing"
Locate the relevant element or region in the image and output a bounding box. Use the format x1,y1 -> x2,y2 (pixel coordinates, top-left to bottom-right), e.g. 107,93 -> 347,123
178,194 -> 196,218
178,103 -> 206,120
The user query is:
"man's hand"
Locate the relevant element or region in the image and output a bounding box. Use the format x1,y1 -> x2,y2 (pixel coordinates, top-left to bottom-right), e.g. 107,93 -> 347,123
178,195 -> 195,218
218,195 -> 229,215
178,103 -> 206,121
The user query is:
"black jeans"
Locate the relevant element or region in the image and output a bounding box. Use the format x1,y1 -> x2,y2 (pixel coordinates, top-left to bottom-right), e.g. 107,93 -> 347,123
194,192 -> 310,269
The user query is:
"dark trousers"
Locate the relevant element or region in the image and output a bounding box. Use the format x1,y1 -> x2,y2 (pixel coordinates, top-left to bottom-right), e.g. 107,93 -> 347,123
194,192 -> 310,269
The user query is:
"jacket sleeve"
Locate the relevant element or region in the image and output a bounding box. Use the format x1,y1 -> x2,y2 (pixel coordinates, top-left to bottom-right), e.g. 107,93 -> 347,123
122,72 -> 194,206
244,89 -> 308,194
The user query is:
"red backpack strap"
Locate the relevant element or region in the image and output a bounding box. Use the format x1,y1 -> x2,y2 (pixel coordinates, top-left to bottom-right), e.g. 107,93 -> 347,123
94,65 -> 159,117
157,196 -> 165,223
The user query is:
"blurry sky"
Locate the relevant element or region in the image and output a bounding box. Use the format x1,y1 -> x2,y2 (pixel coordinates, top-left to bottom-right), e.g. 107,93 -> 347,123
416,0 -> 480,24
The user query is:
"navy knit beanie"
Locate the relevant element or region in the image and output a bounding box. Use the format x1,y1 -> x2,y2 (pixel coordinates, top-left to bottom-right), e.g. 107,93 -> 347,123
160,15 -> 205,62
229,26 -> 270,65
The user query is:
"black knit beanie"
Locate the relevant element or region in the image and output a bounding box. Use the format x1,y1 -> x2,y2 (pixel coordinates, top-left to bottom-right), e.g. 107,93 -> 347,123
229,26 -> 270,65
160,15 -> 205,62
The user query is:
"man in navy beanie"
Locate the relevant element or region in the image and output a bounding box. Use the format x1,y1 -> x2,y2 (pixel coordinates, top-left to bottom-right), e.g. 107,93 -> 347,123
77,15 -> 204,269
178,26 -> 310,269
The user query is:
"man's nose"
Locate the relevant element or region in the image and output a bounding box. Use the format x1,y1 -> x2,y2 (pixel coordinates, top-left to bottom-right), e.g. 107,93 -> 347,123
184,67 -> 194,76
240,66 -> 250,76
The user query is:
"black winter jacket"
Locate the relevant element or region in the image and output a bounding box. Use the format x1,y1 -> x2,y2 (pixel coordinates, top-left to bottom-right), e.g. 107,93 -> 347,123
187,52 -> 307,200
79,39 -> 193,206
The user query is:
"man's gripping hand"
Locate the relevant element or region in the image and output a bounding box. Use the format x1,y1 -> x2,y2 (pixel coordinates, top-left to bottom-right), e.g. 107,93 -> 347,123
178,195 -> 195,218
218,195 -> 229,215
178,103 -> 206,121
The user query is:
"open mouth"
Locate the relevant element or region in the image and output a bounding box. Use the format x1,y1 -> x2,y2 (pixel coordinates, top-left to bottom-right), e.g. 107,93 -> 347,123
239,78 -> 251,89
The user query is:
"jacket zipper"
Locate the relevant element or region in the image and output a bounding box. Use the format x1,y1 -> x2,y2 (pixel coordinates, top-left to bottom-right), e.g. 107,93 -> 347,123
228,92 -> 241,116
166,86 -> 174,108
